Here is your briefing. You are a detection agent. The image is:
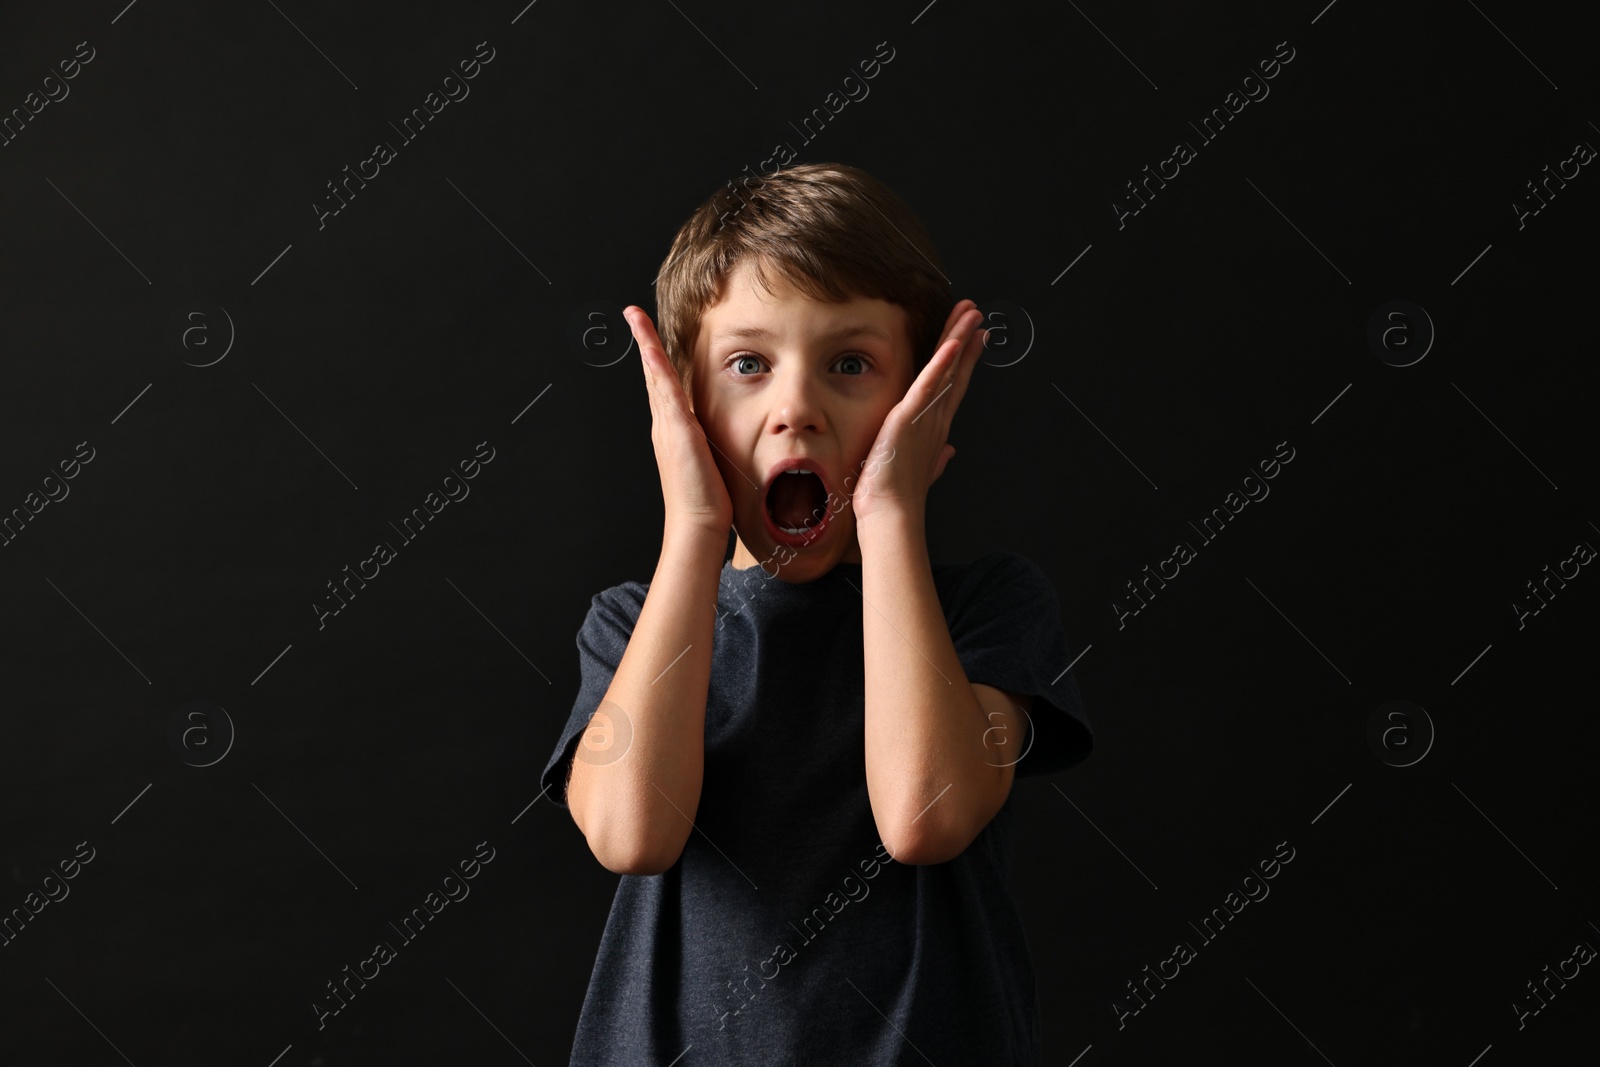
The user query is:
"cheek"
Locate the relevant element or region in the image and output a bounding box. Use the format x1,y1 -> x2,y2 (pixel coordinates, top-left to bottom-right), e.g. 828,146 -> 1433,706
694,405 -> 747,477
860,398 -> 897,441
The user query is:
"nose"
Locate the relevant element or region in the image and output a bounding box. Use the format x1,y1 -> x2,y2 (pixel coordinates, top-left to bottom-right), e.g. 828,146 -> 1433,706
769,363 -> 827,435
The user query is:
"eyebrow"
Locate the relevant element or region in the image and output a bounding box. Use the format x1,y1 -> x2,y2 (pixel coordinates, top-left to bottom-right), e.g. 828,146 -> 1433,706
712,323 -> 893,345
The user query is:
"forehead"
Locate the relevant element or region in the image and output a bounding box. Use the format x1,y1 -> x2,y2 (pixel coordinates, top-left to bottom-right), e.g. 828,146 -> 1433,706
699,259 -> 908,349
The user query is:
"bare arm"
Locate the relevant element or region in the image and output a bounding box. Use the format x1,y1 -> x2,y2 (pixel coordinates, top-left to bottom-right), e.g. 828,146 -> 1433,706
859,512 -> 1015,865
566,526 -> 726,875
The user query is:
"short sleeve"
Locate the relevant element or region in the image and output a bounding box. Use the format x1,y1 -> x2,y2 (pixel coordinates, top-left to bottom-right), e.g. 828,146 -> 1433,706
539,582 -> 647,810
944,551 -> 1094,778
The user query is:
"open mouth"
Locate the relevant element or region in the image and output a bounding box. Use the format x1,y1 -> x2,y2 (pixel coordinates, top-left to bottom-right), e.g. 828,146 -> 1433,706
764,468 -> 830,542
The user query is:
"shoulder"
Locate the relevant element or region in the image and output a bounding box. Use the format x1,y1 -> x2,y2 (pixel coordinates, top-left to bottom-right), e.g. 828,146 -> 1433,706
578,578 -> 651,639
591,577 -> 650,611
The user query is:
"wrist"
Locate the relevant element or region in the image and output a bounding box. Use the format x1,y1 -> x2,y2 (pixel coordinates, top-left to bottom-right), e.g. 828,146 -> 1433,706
661,523 -> 729,564
855,506 -> 925,546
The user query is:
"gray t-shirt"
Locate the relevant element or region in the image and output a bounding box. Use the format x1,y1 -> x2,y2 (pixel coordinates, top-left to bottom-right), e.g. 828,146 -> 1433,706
540,551 -> 1094,1066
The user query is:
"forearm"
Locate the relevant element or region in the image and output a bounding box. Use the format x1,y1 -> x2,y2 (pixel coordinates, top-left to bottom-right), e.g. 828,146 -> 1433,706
858,511 -> 1001,863
569,526 -> 725,874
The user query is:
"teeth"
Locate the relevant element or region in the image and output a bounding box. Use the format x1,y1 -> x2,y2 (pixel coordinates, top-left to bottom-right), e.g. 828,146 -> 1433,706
772,467 -> 824,537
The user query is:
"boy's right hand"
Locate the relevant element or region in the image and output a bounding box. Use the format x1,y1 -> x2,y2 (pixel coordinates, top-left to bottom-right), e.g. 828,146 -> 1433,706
623,305 -> 734,543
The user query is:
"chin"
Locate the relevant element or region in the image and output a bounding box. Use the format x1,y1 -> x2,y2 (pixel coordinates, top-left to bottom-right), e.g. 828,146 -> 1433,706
734,520 -> 851,579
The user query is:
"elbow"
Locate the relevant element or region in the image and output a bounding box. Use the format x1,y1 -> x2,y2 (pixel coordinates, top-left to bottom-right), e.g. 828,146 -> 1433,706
568,763 -> 686,875
882,820 -> 965,867
892,838 -> 961,868
592,837 -> 683,876
582,817 -> 687,876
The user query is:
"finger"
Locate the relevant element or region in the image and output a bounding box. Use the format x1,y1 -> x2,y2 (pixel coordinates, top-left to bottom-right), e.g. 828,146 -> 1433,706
934,310 -> 983,385
926,313 -> 984,420
624,307 -> 665,366
950,320 -> 987,404
935,299 -> 977,353
623,307 -> 658,397
625,307 -> 693,410
913,333 -> 963,406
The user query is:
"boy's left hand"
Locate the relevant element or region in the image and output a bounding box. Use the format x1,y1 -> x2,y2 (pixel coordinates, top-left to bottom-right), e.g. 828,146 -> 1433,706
850,299 -> 987,529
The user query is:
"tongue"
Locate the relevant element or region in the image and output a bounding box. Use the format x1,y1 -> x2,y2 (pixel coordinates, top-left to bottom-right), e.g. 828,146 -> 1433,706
768,473 -> 825,529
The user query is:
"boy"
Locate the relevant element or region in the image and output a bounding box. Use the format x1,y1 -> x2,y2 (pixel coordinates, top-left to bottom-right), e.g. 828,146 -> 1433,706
539,163 -> 1093,1065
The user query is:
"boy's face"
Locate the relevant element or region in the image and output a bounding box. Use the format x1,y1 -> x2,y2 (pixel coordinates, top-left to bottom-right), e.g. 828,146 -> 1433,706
689,257 -> 916,581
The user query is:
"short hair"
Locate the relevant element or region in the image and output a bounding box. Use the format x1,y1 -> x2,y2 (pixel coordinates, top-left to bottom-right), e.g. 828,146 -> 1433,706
652,163 -> 952,397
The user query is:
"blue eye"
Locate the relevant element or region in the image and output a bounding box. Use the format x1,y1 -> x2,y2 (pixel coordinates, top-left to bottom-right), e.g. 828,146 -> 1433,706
726,353 -> 871,375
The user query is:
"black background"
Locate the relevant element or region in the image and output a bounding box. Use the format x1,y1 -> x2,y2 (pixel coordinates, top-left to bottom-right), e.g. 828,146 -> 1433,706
2,1 -> 1596,1064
